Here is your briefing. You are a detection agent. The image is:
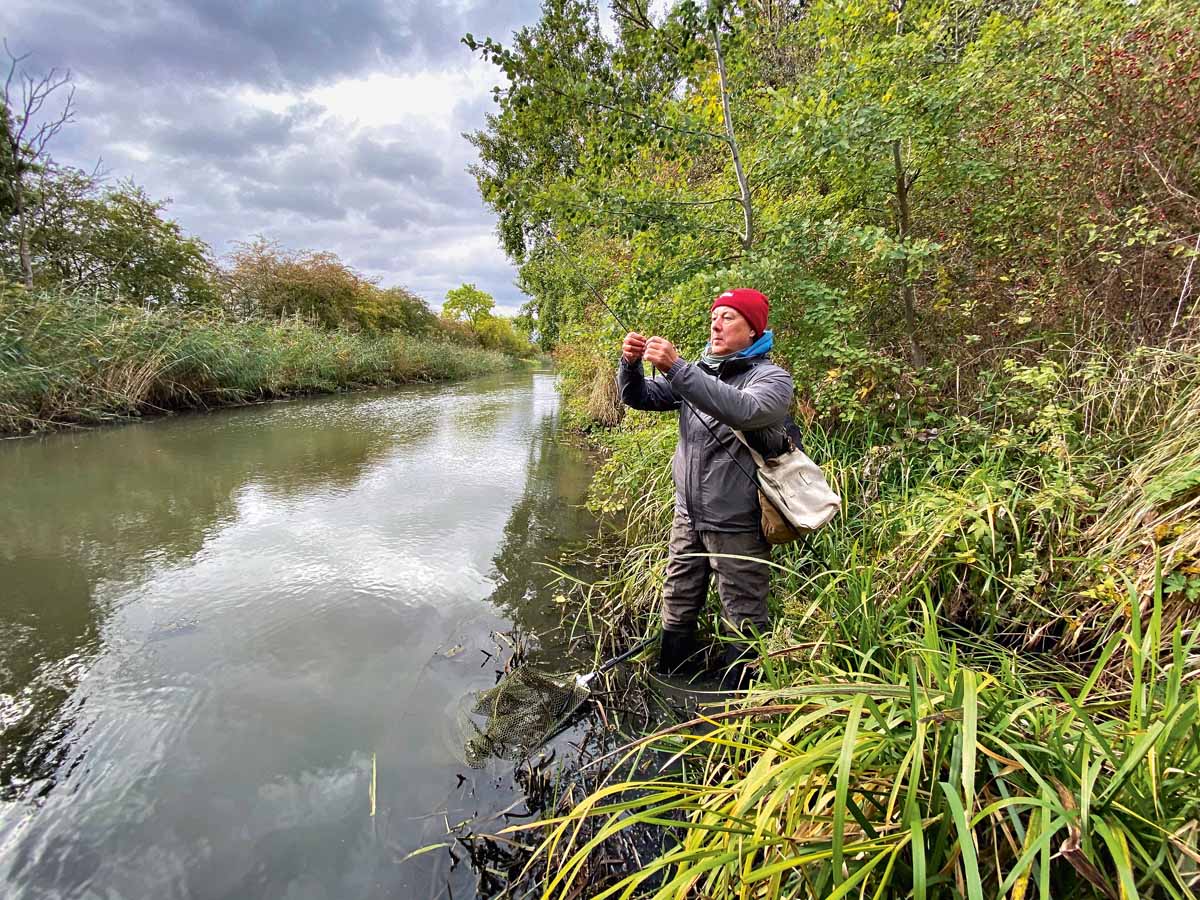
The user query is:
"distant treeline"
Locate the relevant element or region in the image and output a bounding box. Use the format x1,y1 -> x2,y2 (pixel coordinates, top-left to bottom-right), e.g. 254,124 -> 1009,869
0,162 -> 529,353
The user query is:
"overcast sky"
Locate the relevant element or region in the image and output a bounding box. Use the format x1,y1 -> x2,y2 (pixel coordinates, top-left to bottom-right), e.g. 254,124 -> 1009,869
0,0 -> 546,314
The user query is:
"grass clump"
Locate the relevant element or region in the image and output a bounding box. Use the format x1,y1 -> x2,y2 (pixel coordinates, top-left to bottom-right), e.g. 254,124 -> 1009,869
0,288 -> 525,434
525,590 -> 1199,899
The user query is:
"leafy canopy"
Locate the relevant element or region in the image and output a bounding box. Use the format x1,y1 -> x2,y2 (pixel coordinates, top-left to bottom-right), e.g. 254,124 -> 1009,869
443,282 -> 496,326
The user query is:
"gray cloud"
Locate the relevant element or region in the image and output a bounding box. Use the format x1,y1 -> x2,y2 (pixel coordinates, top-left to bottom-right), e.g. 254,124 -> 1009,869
362,199 -> 434,230
353,137 -> 444,184
8,1 -> 407,89
152,103 -> 323,163
0,0 -> 542,310
239,184 -> 347,221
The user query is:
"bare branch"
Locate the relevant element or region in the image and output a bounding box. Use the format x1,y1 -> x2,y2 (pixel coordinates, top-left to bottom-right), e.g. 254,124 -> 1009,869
2,38 -> 31,104
1,42 -> 76,287
892,139 -> 925,367
1171,232 -> 1200,331
2,43 -> 74,153
1141,150 -> 1200,209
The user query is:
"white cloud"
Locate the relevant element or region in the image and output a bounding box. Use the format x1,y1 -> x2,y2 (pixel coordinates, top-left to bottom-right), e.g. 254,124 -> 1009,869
306,61 -> 497,131
234,86 -> 297,115
422,232 -> 509,269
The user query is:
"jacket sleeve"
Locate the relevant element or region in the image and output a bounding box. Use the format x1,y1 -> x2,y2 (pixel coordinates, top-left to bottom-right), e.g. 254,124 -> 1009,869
664,360 -> 793,430
617,357 -> 682,412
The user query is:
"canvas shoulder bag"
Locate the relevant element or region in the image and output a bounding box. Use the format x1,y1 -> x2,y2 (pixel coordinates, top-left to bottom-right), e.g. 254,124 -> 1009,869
731,427 -> 841,544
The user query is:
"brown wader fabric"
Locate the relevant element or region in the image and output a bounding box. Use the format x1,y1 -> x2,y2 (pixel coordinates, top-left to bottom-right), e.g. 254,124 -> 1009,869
661,510 -> 771,637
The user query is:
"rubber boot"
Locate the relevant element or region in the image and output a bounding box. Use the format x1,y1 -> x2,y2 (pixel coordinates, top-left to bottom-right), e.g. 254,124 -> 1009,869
657,627 -> 702,676
719,643 -> 755,692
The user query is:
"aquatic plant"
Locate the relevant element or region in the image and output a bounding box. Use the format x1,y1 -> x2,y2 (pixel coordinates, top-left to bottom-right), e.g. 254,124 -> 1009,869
521,586 -> 1200,899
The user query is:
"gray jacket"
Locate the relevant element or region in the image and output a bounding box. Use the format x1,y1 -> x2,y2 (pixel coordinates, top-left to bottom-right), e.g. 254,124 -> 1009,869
617,354 -> 795,532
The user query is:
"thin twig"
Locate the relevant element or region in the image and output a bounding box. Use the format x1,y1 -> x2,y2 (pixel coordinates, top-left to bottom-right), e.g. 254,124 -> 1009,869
1171,232 -> 1200,331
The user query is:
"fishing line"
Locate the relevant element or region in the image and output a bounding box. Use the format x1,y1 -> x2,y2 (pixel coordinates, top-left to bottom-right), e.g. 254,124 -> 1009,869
542,229 -> 762,491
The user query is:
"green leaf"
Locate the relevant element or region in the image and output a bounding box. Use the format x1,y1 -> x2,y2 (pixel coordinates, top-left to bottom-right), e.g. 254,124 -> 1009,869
940,782 -> 984,900
833,695 -> 865,884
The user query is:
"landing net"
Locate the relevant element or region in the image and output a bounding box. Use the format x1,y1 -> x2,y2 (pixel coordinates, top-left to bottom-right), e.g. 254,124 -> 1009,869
461,667 -> 590,769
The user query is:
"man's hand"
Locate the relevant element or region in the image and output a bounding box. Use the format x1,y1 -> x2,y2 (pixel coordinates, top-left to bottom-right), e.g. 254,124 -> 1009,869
644,336 -> 680,373
622,332 -> 647,363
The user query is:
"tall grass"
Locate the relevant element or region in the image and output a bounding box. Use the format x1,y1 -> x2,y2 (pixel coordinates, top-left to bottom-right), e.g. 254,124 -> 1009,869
0,289 -> 524,433
525,340 -> 1200,897
521,585 -> 1199,899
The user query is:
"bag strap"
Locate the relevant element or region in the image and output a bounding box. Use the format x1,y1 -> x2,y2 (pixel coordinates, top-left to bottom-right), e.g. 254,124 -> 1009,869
730,429 -> 768,468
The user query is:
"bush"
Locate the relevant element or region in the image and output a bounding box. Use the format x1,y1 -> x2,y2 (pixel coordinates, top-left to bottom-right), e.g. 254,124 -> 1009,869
355,286 -> 438,335
223,238 -> 368,328
476,313 -> 534,355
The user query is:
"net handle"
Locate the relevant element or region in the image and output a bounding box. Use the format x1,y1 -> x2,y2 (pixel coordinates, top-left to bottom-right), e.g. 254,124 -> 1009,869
596,635 -> 657,675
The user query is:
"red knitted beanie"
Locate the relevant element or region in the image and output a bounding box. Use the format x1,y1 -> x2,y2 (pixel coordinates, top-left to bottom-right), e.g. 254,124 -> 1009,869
711,288 -> 769,336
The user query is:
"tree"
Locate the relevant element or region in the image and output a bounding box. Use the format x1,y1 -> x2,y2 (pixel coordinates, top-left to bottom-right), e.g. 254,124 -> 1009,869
0,101 -> 17,221
0,164 -> 217,306
36,179 -> 215,306
464,0 -> 615,259
476,313 -> 533,355
443,283 -> 495,326
0,160 -> 89,283
465,0 -> 1198,427
1,43 -> 74,288
466,1 -> 773,348
354,285 -> 437,334
225,239 -> 370,328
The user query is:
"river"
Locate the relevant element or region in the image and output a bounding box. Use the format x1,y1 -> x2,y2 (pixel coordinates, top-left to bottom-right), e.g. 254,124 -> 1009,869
0,370 -> 598,899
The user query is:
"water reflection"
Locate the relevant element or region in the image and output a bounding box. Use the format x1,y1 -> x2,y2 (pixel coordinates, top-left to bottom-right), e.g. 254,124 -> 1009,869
486,419 -> 595,623
0,388 -> 433,806
0,371 -> 597,899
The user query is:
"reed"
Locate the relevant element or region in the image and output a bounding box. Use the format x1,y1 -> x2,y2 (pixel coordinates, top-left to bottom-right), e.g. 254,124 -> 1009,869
521,584 -> 1199,899
0,289 -> 524,433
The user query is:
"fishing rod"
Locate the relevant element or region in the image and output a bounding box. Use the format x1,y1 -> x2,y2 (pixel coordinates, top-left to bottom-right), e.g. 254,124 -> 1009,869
542,228 -> 763,491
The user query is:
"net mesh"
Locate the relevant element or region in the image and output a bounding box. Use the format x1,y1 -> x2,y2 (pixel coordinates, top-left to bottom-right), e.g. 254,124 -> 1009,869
461,667 -> 590,768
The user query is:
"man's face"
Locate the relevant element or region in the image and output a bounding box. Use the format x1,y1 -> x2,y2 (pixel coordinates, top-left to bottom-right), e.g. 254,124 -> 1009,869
709,305 -> 755,355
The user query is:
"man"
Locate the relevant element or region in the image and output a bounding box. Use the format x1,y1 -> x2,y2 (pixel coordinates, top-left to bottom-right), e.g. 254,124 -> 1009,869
617,287 -> 794,688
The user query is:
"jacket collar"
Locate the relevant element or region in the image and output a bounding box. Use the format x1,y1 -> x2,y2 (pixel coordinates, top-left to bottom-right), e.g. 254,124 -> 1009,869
699,354 -> 766,377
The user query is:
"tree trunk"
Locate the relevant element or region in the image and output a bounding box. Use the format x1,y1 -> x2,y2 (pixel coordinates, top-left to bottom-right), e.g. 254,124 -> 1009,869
713,25 -> 754,251
892,139 -> 924,368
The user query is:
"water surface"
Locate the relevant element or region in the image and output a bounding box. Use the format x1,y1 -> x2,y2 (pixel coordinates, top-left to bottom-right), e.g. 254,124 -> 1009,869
0,371 -> 596,898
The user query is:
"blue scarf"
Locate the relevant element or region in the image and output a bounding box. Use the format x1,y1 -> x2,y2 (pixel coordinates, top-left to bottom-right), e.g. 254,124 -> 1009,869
699,330 -> 774,370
